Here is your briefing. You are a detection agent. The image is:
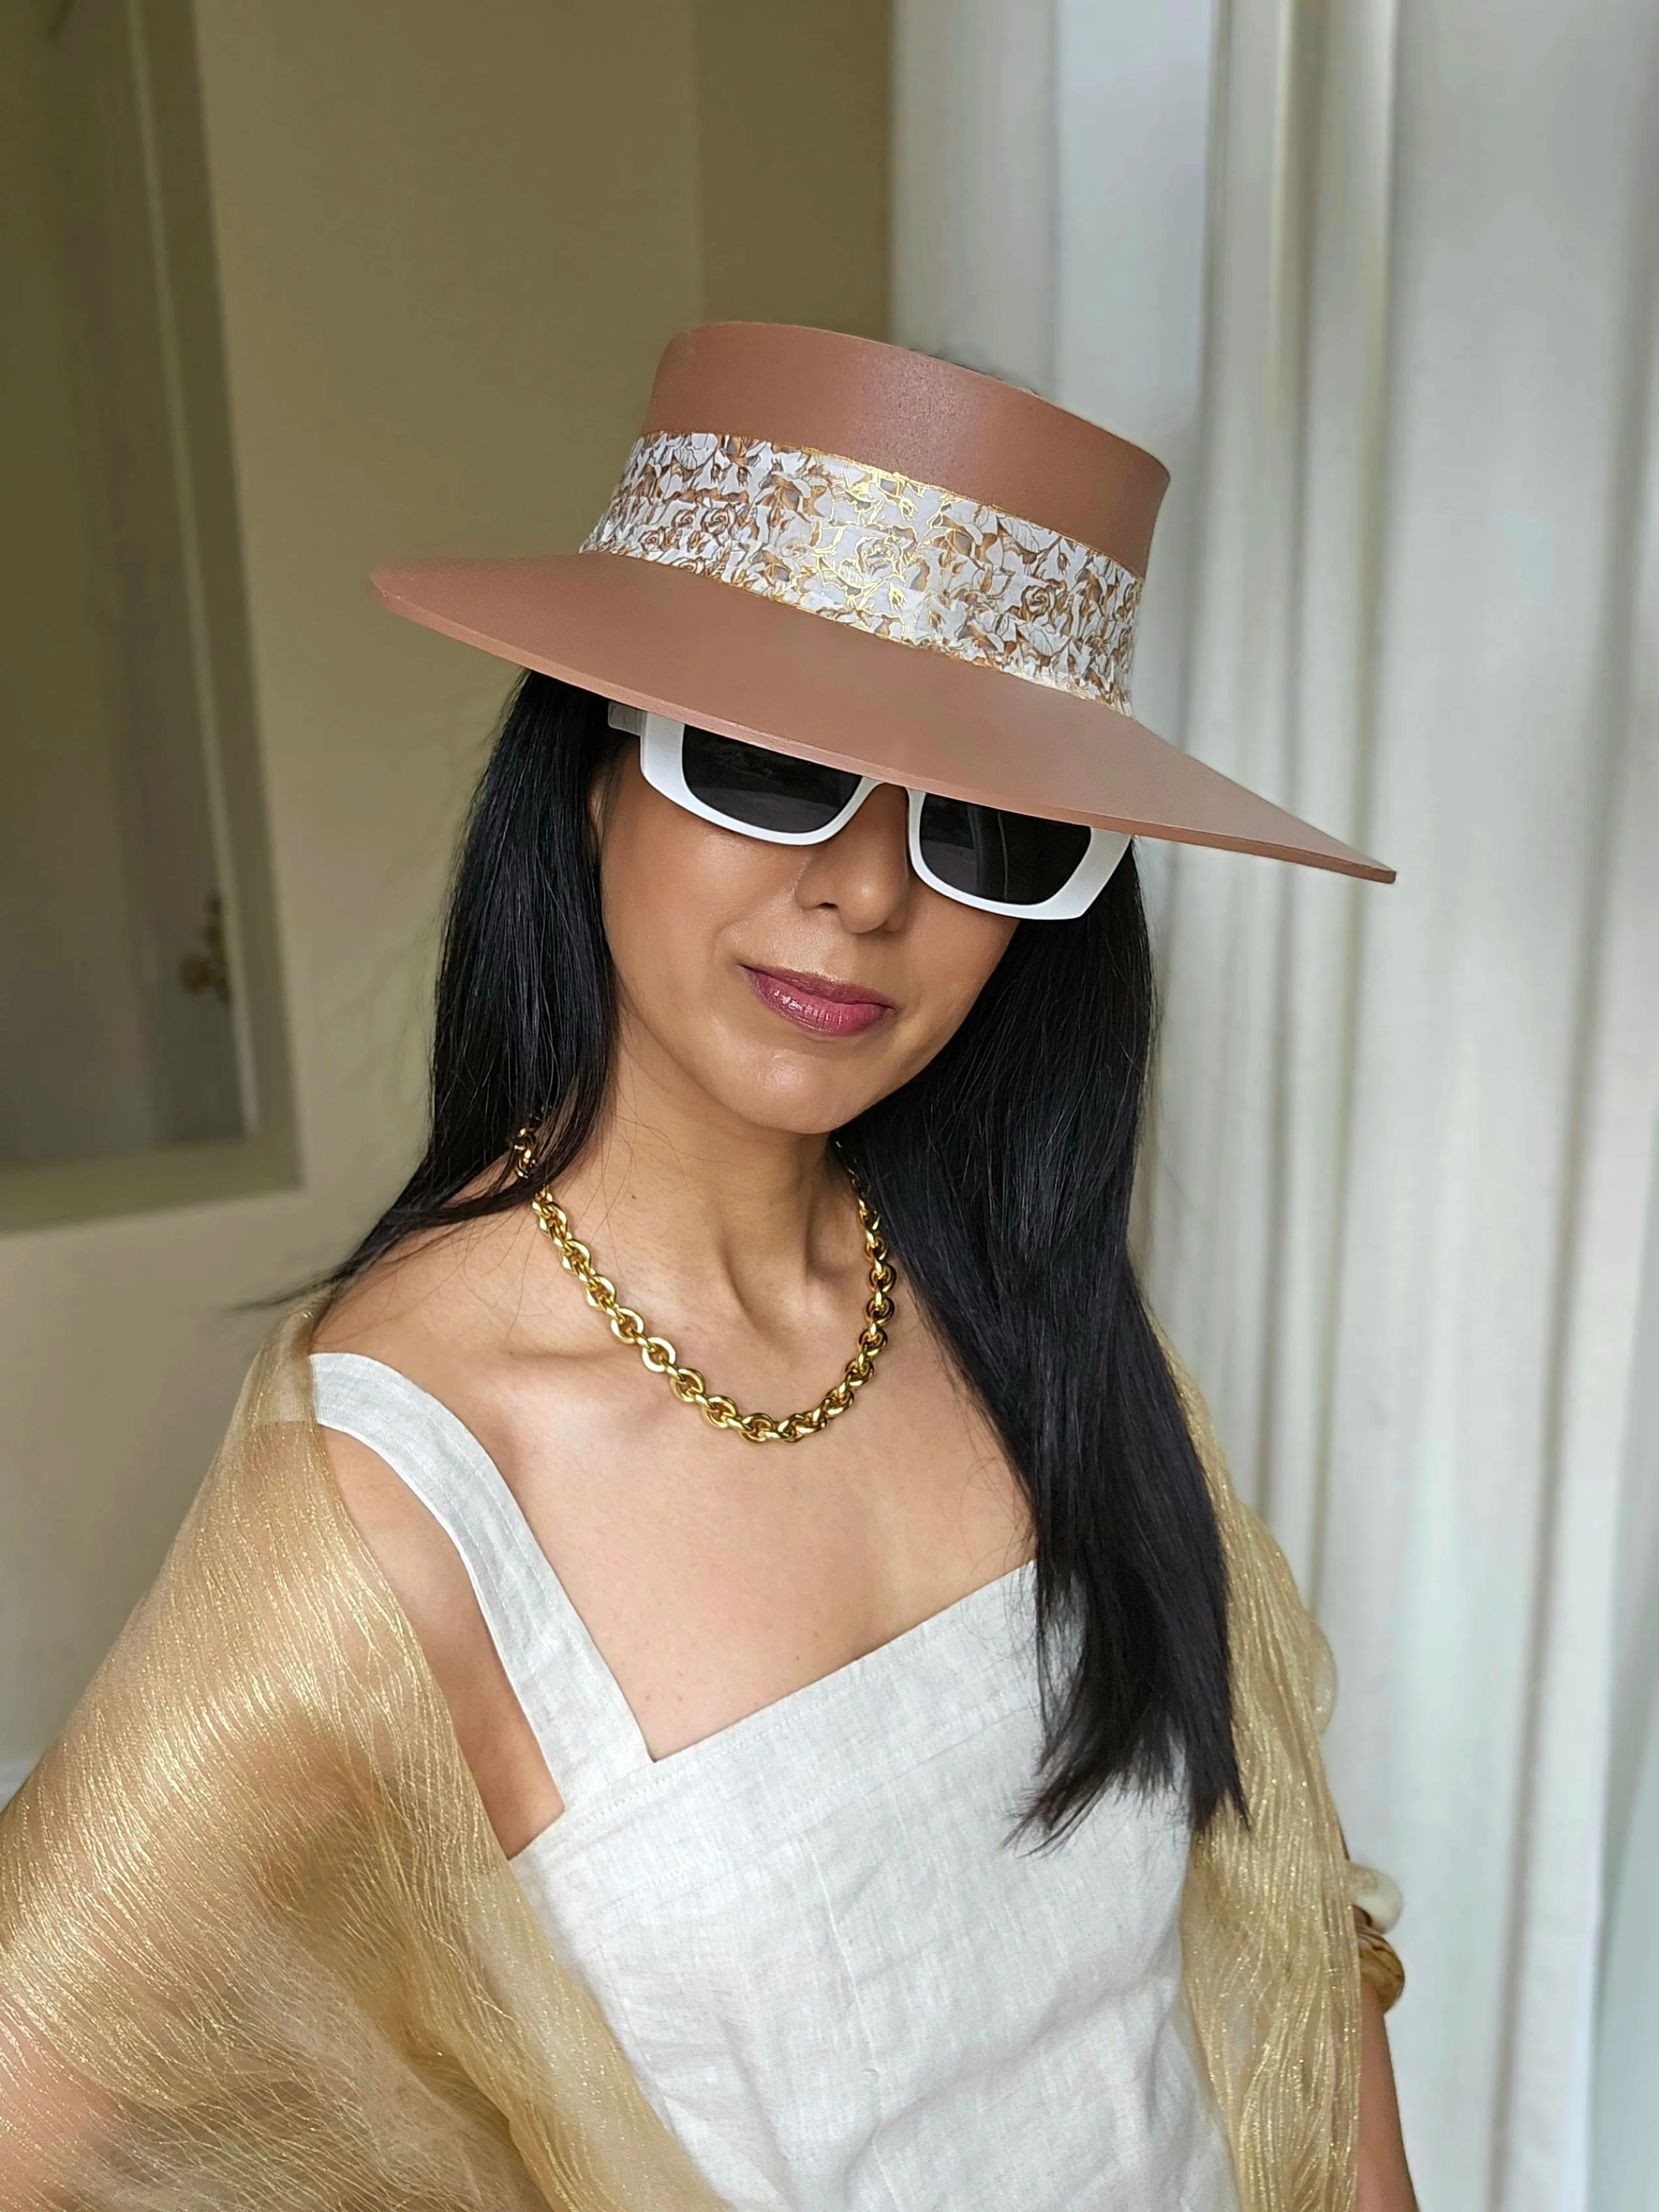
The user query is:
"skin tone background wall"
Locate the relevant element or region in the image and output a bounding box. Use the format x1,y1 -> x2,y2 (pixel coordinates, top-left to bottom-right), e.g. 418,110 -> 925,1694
0,0 -> 889,1786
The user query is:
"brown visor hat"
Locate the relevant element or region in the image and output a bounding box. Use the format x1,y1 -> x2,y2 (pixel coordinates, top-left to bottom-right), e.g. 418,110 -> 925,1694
374,322 -> 1393,883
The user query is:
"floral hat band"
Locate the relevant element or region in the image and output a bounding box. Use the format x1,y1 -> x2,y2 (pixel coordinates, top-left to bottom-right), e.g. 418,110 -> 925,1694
582,432 -> 1144,713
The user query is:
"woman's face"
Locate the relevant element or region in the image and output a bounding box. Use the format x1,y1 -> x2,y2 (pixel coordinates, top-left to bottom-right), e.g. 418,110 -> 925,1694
597,745 -> 1017,1135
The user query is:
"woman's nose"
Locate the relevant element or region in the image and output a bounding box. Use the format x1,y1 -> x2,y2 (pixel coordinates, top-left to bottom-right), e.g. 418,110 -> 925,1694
794,784 -> 911,932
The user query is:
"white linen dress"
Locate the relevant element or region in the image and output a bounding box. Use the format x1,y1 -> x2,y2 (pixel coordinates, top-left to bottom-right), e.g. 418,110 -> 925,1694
312,1351 -> 1238,2212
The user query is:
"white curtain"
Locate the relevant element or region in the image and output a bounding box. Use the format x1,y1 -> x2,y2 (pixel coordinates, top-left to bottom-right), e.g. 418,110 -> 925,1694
892,3 -> 1659,2206
1596,1144 -> 1659,2209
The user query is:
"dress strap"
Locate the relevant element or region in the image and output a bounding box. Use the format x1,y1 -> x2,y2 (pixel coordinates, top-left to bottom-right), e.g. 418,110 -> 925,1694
309,1351 -> 652,1807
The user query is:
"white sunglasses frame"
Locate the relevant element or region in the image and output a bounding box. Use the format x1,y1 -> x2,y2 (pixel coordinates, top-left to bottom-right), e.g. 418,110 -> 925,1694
608,704 -> 1129,921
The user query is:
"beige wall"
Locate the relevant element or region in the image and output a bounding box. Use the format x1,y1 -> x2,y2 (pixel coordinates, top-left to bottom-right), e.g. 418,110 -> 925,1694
692,0 -> 890,337
0,0 -> 889,1778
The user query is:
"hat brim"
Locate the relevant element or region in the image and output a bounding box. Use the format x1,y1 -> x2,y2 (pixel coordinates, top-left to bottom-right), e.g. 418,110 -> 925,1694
372,553 -> 1394,883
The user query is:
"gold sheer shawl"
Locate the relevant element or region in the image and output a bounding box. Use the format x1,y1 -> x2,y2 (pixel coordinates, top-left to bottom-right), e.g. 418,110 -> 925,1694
0,1306 -> 1359,2210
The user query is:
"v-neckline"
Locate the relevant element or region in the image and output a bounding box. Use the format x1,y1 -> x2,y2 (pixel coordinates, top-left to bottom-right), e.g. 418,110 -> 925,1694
631,1551 -> 1037,1778
310,1351 -> 1036,1797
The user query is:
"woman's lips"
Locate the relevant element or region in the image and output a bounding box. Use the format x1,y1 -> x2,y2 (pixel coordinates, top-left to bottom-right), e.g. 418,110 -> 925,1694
742,966 -> 896,1038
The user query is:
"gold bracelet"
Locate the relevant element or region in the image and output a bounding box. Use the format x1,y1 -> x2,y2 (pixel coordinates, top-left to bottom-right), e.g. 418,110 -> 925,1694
1355,1911 -> 1405,2013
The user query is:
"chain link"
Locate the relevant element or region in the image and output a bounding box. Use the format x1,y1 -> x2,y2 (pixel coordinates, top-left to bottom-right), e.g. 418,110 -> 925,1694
511,1129 -> 895,1444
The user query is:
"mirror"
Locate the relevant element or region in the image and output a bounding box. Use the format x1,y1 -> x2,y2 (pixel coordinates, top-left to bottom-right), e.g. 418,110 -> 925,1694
0,0 -> 292,1219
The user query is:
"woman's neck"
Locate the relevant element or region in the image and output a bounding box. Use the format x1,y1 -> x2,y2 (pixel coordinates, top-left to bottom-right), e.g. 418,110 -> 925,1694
546,1014 -> 861,1327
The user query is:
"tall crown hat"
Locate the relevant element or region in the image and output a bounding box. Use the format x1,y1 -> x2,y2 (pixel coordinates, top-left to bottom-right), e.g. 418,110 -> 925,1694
374,322 -> 1392,883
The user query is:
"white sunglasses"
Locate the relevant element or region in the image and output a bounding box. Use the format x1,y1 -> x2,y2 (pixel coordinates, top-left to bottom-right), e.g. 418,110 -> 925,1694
607,705 -> 1129,921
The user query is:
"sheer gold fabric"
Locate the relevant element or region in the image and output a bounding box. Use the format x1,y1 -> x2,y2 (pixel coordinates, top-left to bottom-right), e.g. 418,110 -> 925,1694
0,1307 -> 1359,2210
0,1305 -> 718,2211
1170,1355 -> 1362,2212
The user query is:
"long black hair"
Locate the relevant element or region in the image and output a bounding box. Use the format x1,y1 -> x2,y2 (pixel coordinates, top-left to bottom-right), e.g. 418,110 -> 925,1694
331,673 -> 1242,1842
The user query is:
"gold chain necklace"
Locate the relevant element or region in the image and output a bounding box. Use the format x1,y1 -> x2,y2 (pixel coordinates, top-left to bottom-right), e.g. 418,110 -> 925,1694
511,1128 -> 896,1444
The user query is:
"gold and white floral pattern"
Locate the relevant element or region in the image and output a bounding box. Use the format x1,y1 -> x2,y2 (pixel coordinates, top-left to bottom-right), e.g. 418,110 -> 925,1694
582,432 -> 1141,709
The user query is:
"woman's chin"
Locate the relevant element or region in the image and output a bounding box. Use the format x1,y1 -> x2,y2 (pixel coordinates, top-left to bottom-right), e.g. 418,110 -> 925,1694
691,1047 -> 890,1141
713,1079 -> 876,1141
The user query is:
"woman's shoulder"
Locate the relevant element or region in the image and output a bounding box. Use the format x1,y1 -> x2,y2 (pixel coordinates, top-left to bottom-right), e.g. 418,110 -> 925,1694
308,1213 -> 513,1660
310,1204 -> 543,1547
311,1195 -> 526,1358
307,1207 -> 567,1851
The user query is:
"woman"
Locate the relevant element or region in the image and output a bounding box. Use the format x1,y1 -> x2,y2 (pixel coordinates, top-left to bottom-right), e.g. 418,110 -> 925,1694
0,325 -> 1414,2209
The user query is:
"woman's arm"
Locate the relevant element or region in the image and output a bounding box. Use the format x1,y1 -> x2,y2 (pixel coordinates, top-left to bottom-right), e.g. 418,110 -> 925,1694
1358,1980 -> 1417,2212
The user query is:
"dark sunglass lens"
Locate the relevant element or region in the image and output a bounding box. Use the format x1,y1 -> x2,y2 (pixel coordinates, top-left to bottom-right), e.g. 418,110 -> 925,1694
918,796 -> 1092,907
681,728 -> 861,835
